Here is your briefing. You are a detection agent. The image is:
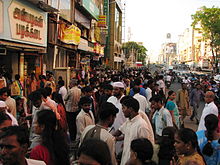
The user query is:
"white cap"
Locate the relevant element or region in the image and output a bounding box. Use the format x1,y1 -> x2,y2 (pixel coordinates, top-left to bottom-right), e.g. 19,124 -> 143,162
113,82 -> 125,89
0,101 -> 7,108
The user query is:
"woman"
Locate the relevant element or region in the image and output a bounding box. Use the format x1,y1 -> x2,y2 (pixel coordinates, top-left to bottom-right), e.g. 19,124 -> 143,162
174,128 -> 206,165
196,114 -> 220,165
126,138 -> 156,165
157,127 -> 177,165
52,92 -> 68,134
165,90 -> 180,128
30,110 -> 69,165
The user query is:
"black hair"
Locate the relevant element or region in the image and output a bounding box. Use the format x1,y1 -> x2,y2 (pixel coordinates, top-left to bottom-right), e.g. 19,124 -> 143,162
133,86 -> 140,94
15,74 -> 20,80
52,92 -> 65,108
0,112 -> 11,125
28,90 -> 42,102
41,75 -> 46,80
130,138 -> 156,165
146,79 -> 154,87
0,87 -> 8,96
202,114 -> 219,156
37,110 -> 69,165
82,86 -> 93,93
121,97 -> 139,112
158,127 -> 176,163
164,90 -> 175,107
177,128 -> 206,165
78,139 -> 112,165
99,102 -> 119,121
134,78 -> 141,86
38,88 -> 47,99
103,84 -> 113,90
44,87 -> 52,97
149,96 -> 164,104
78,96 -> 92,107
58,80 -> 65,86
0,126 -> 29,146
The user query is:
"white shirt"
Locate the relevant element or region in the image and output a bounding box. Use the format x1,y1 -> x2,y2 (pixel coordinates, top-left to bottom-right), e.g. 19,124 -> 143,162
152,107 -> 173,136
26,158 -> 46,165
6,111 -> 18,126
198,102 -> 218,131
166,75 -> 172,82
119,115 -> 154,165
156,80 -> 166,94
107,95 -> 126,132
133,93 -> 148,113
145,87 -> 152,102
58,86 -> 67,102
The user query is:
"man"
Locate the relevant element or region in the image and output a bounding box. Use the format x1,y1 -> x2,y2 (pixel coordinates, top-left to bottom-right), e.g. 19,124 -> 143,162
76,96 -> 95,140
0,126 -> 46,165
133,86 -> 148,113
156,75 -> 166,94
129,78 -> 147,98
0,112 -> 12,129
99,84 -> 113,108
114,97 -> 154,165
176,83 -> 190,127
190,83 -> 204,124
0,87 -> 16,117
58,79 -> 67,102
198,91 -> 218,131
10,74 -> 23,99
64,79 -> 81,141
80,102 -> 118,165
150,96 -> 173,139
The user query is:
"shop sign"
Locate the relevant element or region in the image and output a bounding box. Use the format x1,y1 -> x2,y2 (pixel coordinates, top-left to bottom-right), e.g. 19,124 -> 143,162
75,9 -> 90,29
60,0 -> 71,22
100,46 -> 104,57
97,15 -> 106,27
8,0 -> 47,46
82,0 -> 99,20
103,0 -> 109,25
81,57 -> 90,64
93,55 -> 99,61
78,38 -> 89,51
0,0 -> 3,34
59,24 -> 81,45
94,26 -> 100,42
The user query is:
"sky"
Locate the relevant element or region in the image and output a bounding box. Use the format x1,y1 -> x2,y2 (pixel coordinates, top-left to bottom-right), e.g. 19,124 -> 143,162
124,0 -> 220,62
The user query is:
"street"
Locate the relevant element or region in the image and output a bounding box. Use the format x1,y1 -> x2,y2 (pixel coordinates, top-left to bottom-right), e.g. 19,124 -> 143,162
169,81 -> 205,131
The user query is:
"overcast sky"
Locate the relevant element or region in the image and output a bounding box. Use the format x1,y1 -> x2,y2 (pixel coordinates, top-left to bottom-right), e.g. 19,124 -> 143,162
124,0 -> 220,62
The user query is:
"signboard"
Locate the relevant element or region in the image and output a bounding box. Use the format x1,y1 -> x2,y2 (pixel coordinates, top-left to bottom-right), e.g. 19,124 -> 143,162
59,24 -> 81,45
0,0 -> 3,34
98,15 -> 106,27
82,0 -> 99,20
78,38 -> 89,51
60,0 -> 71,22
8,0 -> 47,45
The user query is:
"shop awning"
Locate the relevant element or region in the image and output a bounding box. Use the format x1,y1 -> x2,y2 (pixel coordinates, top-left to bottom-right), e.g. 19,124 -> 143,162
25,0 -> 59,12
0,40 -> 46,53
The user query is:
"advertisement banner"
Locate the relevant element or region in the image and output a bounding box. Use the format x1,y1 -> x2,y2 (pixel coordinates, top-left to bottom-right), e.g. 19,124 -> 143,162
0,0 -> 3,34
7,0 -> 47,46
82,0 -> 99,20
98,15 -> 106,27
59,24 -> 81,45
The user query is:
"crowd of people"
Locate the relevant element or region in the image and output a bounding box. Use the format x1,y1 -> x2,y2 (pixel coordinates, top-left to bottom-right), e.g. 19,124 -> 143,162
0,68 -> 220,165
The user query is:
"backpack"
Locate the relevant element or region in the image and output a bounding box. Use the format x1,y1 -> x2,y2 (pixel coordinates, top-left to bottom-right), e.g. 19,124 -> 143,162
82,125 -> 102,142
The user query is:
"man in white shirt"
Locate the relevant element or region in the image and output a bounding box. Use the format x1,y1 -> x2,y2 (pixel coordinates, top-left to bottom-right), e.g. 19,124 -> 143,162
150,96 -> 173,139
133,86 -> 148,113
80,102 -> 118,165
156,75 -> 166,94
58,80 -> 67,102
198,91 -> 218,131
76,96 -> 95,140
114,97 -> 154,165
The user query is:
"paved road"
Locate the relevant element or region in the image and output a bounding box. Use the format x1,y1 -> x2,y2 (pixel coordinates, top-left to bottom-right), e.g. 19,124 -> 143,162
168,81 -> 205,132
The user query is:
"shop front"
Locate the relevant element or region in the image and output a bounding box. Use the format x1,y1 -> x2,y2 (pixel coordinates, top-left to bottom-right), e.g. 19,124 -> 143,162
0,0 -> 48,95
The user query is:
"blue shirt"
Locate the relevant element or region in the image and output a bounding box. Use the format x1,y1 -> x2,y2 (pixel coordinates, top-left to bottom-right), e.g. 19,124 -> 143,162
196,130 -> 220,165
130,87 -> 147,98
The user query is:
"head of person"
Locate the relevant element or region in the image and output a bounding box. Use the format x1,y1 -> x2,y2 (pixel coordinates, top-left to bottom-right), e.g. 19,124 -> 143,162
0,87 -> 8,101
159,75 -> 164,80
204,91 -> 215,104
181,83 -> 187,90
158,127 -> 176,160
0,112 -> 12,129
133,86 -> 140,95
58,80 -> 65,88
15,74 -> 20,81
128,138 -> 156,165
150,96 -> 163,111
99,102 -> 118,127
167,90 -> 176,100
69,79 -> 78,88
147,79 -> 155,89
78,96 -> 92,113
82,86 -> 93,97
52,92 -> 64,105
120,96 -> 139,119
112,82 -> 124,98
38,88 -> 48,99
196,83 -> 201,90
153,84 -> 159,92
41,75 -> 47,82
103,84 -> 113,96
202,114 -> 219,156
28,90 -> 42,108
78,139 -> 112,165
174,128 -> 199,156
0,126 -> 29,165
134,78 -> 142,86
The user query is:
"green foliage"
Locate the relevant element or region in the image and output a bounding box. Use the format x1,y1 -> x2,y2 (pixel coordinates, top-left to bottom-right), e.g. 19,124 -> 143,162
191,6 -> 220,69
122,41 -> 148,64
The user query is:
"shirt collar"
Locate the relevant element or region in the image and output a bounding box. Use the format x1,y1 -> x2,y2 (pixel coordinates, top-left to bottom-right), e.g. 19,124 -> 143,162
129,114 -> 141,122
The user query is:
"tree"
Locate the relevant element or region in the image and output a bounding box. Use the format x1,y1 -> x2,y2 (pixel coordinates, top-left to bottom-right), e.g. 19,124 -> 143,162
122,41 -> 148,65
192,6 -> 220,72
